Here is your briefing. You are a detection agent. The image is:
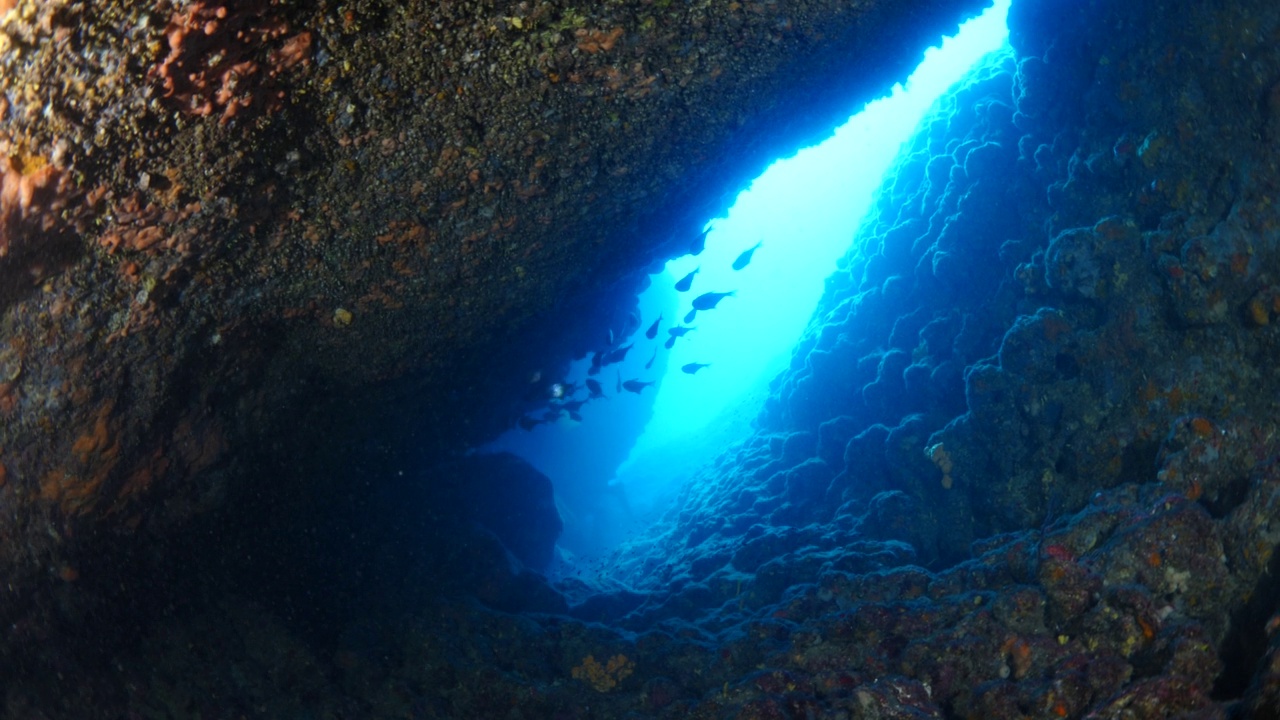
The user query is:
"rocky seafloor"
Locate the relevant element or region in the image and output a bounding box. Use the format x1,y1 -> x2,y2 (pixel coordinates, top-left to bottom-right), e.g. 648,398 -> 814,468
9,0 -> 1280,717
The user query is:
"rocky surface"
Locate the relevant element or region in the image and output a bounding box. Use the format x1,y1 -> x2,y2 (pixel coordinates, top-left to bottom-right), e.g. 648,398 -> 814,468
8,0 -> 1280,717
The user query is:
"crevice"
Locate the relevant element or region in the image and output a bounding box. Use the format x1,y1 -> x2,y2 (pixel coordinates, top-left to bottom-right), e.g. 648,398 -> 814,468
1118,438 -> 1160,486
1214,539 -> 1280,700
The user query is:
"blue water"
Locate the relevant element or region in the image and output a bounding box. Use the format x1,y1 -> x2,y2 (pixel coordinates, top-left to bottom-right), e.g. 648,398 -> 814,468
486,0 -> 1012,564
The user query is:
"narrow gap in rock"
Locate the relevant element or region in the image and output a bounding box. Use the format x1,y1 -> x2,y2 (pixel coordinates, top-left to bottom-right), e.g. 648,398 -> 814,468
1214,538 -> 1280,700
484,0 -> 1012,569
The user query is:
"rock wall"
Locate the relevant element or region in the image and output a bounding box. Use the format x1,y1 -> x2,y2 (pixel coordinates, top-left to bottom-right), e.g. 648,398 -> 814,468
570,0 -> 1280,714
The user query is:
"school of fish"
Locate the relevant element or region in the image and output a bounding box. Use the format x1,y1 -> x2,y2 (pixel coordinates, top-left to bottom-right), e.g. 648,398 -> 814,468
517,234 -> 762,429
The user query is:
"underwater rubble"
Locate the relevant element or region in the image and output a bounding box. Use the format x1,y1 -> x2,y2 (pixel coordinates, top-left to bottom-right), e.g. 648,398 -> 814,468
8,0 -> 1280,717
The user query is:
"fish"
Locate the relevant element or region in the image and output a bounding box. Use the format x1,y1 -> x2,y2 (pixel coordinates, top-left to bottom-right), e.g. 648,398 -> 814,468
692,290 -> 735,311
568,410 -> 584,423
606,328 -> 614,347
682,362 -> 711,374
615,370 -> 622,394
732,240 -> 763,270
587,352 -> 602,376
675,267 -> 699,292
667,325 -> 696,338
684,308 -> 697,324
542,408 -> 564,423
624,310 -> 641,337
518,415 -> 542,431
585,378 -> 605,399
664,336 -> 677,350
602,342 -> 633,366
560,399 -> 586,413
690,227 -> 710,256
645,314 -> 662,340
645,348 -> 657,370
622,379 -> 655,394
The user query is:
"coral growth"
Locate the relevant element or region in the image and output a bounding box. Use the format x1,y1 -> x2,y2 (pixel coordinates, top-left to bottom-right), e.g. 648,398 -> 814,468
0,149 -> 75,259
575,27 -> 624,54
571,653 -> 634,692
97,193 -> 202,257
152,1 -> 312,123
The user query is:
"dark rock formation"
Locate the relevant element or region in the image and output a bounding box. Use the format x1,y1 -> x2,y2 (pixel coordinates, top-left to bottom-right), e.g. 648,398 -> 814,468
445,451 -> 562,570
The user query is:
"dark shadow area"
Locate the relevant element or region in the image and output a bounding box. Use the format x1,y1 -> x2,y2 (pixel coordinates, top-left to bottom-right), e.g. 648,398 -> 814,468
1215,534 -> 1280,700
190,415 -> 571,652
0,221 -> 83,316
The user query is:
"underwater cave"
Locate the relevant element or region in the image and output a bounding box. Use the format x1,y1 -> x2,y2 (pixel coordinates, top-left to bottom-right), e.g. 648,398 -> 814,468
4,0 -> 1280,717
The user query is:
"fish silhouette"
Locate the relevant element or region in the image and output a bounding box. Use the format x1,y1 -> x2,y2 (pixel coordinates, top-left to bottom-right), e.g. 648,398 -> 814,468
667,325 -> 696,338
645,314 -> 662,339
692,290 -> 735,310
664,336 -> 677,350
732,241 -> 763,270
682,362 -> 711,374
615,371 -> 622,394
518,415 -> 542,431
602,342 -> 633,366
588,352 -> 602,376
622,379 -> 655,394
690,227 -> 710,256
622,310 -> 641,339
645,348 -> 657,370
675,267 -> 699,292
585,378 -> 605,399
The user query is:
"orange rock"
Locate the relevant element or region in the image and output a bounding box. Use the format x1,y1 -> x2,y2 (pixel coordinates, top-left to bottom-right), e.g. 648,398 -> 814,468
1,153 -> 71,258
0,381 -> 14,415
72,408 -> 114,463
1248,294 -> 1271,326
1185,479 -> 1203,501
131,225 -> 166,252
1137,615 -> 1155,640
1189,416 -> 1214,438
40,469 -> 107,516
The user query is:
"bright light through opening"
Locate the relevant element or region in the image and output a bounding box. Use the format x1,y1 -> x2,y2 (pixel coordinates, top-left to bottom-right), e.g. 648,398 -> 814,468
486,0 -> 1011,563
643,0 -> 1012,447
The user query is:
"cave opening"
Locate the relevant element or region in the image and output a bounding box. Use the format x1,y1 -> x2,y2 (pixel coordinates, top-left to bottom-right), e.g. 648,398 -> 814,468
484,0 -> 1012,570
19,0 -> 1280,714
